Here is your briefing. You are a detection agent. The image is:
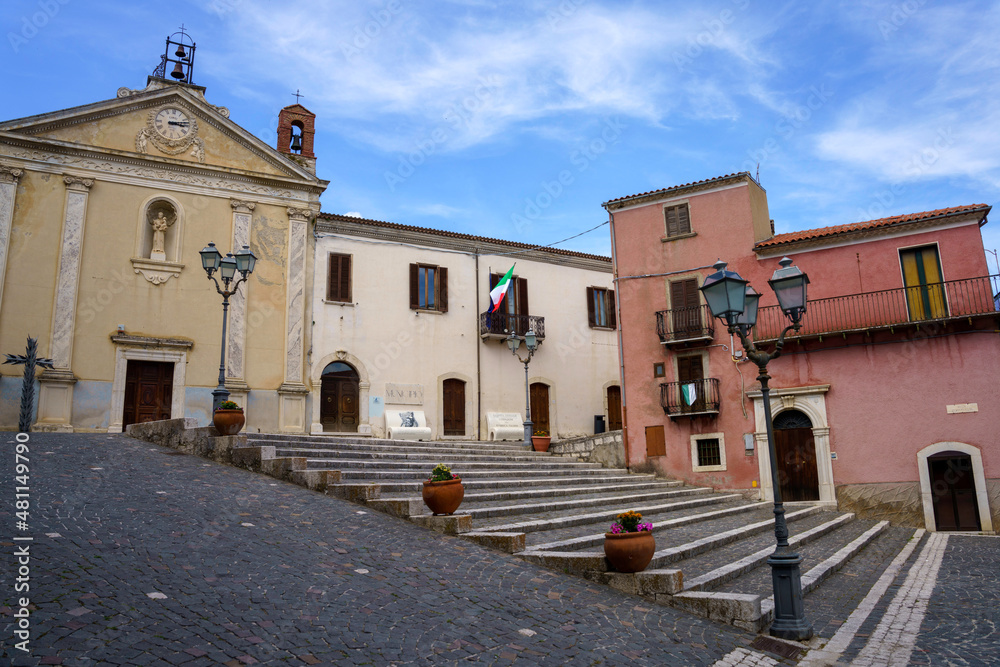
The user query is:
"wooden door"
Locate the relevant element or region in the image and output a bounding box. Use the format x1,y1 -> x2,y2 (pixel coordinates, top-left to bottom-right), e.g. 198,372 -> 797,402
607,386 -> 622,431
676,355 -> 704,412
929,455 -> 981,531
773,427 -> 819,502
670,279 -> 702,336
442,379 -> 465,436
320,362 -> 360,432
529,382 -> 550,435
123,360 -> 173,428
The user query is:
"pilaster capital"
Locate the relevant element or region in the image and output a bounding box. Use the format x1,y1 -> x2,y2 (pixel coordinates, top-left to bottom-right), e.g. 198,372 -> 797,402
286,207 -> 315,222
230,199 -> 256,214
0,164 -> 24,184
63,175 -> 94,191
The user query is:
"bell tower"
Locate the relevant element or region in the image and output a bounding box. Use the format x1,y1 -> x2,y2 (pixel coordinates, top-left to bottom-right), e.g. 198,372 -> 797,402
277,101 -> 316,174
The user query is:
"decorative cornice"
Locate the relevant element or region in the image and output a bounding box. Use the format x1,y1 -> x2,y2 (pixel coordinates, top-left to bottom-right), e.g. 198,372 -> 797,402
63,175 -> 94,191
0,164 -> 23,183
130,257 -> 184,285
110,333 -> 194,349
287,207 -> 316,222
231,199 -> 257,213
747,384 -> 830,399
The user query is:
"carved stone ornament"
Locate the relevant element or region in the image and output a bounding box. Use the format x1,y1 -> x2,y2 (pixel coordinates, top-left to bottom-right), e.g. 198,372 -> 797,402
63,175 -> 94,190
231,200 -> 257,213
211,105 -> 231,119
0,164 -> 24,183
131,257 -> 184,285
287,207 -> 315,222
146,105 -> 200,155
117,87 -> 144,98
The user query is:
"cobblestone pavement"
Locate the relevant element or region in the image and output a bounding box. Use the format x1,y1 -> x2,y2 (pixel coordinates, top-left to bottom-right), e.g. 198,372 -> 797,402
1,433 -> 768,666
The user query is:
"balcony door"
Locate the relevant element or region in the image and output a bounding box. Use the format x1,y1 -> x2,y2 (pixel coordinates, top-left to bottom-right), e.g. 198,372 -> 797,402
901,245 -> 947,321
489,273 -> 529,335
670,278 -> 703,337
676,355 -> 705,412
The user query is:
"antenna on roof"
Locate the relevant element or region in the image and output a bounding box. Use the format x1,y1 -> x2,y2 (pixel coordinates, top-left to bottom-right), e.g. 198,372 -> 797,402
755,162 -> 760,184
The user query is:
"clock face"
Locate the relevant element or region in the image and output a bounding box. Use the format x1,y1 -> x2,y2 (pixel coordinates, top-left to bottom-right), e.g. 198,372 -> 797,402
153,107 -> 194,141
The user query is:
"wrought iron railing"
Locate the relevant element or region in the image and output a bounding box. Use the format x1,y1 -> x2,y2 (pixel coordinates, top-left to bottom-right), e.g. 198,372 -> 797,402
479,312 -> 546,339
655,304 -> 715,343
660,378 -> 720,416
752,275 -> 999,342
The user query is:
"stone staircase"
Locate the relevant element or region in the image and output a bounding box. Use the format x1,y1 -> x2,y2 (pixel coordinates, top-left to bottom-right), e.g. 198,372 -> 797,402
246,433 -> 919,634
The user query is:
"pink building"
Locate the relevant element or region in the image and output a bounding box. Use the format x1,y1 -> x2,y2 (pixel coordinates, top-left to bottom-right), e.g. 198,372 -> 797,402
605,172 -> 999,532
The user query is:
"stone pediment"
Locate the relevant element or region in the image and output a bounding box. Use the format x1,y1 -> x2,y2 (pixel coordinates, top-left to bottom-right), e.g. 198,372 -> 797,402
0,82 -> 317,183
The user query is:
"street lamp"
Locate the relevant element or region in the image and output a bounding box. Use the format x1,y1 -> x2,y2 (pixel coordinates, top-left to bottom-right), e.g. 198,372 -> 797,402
200,242 -> 257,412
700,256 -> 813,641
506,329 -> 539,447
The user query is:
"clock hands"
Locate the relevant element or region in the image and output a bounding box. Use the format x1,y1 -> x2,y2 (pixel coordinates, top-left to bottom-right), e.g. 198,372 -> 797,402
168,120 -> 190,127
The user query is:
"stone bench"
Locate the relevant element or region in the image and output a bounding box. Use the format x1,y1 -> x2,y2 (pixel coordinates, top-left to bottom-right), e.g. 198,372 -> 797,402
487,412 -> 524,441
384,409 -> 432,441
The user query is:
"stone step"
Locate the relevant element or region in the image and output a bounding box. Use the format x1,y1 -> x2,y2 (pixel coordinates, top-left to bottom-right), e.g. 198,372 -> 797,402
371,478 -> 679,497
303,458 -> 606,472
249,433 -> 529,451
456,486 -> 713,520
277,447 -> 564,463
336,468 -> 647,481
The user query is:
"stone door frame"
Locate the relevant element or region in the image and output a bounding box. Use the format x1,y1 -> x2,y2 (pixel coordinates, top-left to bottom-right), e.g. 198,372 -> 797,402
917,442 -> 993,532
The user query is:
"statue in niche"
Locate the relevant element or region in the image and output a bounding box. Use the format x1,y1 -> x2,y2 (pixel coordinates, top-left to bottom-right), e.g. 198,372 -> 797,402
148,209 -> 176,261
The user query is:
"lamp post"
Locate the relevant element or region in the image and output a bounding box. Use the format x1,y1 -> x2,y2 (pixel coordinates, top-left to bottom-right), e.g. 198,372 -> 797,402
506,329 -> 539,448
200,242 -> 257,413
700,256 -> 813,641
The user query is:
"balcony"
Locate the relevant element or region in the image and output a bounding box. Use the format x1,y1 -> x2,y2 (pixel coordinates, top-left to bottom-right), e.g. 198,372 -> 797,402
660,378 -> 720,418
752,275 -> 1000,343
480,312 -> 546,341
656,304 -> 715,347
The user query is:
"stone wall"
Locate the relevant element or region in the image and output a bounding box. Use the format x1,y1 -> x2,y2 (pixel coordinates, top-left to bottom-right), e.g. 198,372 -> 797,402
550,430 -> 625,469
836,482 -> 924,528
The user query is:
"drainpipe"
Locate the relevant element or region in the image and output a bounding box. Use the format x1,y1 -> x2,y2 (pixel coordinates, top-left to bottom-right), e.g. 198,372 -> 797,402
608,211 -> 630,469
475,250 -> 482,440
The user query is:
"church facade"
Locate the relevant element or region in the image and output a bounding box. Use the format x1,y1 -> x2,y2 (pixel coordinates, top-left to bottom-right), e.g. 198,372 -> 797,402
0,66 -> 328,433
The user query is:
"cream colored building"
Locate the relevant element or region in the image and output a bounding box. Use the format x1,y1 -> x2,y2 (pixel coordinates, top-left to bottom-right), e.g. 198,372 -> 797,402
310,214 -> 622,440
0,70 -> 327,433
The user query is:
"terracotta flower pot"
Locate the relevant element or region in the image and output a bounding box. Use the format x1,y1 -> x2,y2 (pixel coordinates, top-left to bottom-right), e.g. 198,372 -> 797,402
604,530 -> 655,573
213,409 -> 245,436
422,478 -> 464,515
531,436 -> 551,452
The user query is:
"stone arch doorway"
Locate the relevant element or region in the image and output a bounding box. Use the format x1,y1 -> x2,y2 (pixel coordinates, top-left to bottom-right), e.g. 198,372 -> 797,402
320,361 -> 360,433
773,409 -> 819,502
927,451 -> 981,531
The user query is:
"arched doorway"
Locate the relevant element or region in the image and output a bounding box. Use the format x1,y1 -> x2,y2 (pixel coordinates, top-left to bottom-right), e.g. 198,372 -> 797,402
773,409 -> 819,502
530,382 -> 550,436
320,362 -> 360,432
928,452 -> 981,531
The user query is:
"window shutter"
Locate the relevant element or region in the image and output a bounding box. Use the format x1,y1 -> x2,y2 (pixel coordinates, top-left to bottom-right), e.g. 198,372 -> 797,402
439,267 -> 448,313
340,255 -> 351,302
665,204 -> 691,237
409,263 -> 419,310
327,254 -> 338,301
677,355 -> 703,383
609,290 -> 616,329
586,287 -> 596,327
517,277 -> 529,316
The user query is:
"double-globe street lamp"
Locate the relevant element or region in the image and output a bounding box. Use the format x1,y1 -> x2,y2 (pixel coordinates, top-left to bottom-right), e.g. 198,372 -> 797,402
699,256 -> 814,641
200,242 -> 257,412
506,329 -> 539,448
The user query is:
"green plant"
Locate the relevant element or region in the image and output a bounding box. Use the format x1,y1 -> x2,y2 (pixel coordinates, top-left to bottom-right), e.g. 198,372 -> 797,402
218,400 -> 241,411
533,428 -> 549,437
429,463 -> 456,482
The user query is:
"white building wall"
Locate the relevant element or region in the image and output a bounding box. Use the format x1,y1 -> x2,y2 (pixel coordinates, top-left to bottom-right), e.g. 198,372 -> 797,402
310,220 -> 619,440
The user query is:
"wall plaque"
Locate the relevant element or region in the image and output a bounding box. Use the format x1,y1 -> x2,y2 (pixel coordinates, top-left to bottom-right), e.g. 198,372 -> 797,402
385,383 -> 424,405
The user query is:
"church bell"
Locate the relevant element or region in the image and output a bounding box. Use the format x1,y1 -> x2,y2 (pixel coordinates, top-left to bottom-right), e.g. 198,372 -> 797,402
290,132 -> 303,153
171,61 -> 186,79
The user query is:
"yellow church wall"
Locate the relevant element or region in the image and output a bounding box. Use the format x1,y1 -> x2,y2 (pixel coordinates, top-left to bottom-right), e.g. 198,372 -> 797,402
243,203 -> 292,391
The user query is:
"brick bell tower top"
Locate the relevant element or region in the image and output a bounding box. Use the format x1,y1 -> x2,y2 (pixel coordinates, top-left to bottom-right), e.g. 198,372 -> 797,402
277,104 -> 317,173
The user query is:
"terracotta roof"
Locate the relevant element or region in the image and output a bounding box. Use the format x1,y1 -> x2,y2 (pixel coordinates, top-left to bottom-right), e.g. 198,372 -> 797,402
316,212 -> 612,263
602,172 -> 755,207
755,204 -> 991,249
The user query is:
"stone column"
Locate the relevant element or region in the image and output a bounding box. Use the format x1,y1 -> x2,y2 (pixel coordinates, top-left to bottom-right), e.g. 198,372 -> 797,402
0,164 -> 24,315
37,175 -> 94,431
225,199 -> 255,407
276,206 -> 312,432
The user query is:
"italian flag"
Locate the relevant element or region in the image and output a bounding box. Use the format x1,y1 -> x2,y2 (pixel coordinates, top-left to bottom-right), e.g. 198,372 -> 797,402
681,383 -> 698,406
489,265 -> 515,313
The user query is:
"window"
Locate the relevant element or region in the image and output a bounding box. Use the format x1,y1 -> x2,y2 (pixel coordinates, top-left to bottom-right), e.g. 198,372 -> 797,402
587,287 -> 616,328
410,263 -> 448,312
653,362 -> 665,378
664,202 -> 691,238
327,253 -> 352,302
691,432 -> 726,472
899,245 -> 947,320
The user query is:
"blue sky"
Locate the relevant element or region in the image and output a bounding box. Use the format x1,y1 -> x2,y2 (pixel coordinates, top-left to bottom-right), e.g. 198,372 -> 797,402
4,0 -> 1000,269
